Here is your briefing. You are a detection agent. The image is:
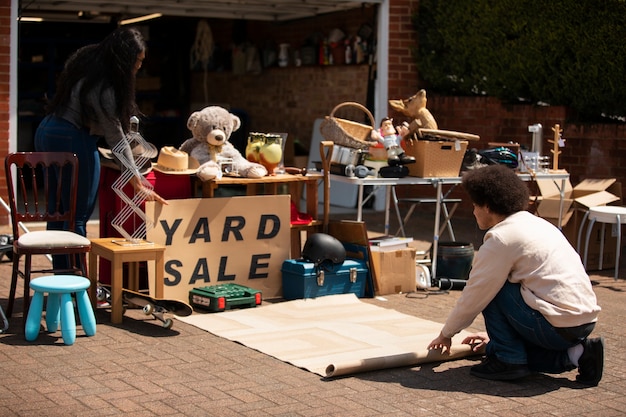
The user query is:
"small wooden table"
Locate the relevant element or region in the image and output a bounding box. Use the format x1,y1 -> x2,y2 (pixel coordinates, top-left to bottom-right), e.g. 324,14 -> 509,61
89,238 -> 166,324
198,173 -> 325,257
199,173 -> 322,217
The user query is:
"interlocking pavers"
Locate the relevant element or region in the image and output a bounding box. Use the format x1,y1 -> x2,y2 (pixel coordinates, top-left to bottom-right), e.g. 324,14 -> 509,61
0,210 -> 623,416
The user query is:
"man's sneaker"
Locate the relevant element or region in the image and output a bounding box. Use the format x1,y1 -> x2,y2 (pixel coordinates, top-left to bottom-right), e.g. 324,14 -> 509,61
576,337 -> 604,386
470,356 -> 531,381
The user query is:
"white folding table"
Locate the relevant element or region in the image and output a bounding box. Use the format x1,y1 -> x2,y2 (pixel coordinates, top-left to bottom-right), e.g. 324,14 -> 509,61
331,172 -> 570,279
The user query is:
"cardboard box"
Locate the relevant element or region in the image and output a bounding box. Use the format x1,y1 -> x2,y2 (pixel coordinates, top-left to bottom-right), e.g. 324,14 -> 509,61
370,247 -> 416,295
535,177 -> 622,270
535,178 -> 621,223
403,139 -> 468,178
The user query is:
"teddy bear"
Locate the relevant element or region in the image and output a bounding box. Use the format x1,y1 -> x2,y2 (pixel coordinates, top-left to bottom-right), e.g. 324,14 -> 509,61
388,89 -> 438,140
179,106 -> 268,181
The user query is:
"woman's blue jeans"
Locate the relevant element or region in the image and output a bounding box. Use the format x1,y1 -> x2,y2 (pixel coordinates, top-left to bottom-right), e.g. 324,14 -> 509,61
483,281 -> 592,374
34,115 -> 100,269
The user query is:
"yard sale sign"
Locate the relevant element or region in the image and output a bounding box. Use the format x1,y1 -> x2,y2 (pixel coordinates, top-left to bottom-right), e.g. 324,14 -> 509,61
146,195 -> 290,301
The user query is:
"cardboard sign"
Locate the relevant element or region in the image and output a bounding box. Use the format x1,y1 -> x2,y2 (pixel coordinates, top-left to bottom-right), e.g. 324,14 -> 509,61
145,195 -> 290,301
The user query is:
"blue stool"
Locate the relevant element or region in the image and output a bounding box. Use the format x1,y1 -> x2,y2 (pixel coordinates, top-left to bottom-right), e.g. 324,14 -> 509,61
25,275 -> 97,345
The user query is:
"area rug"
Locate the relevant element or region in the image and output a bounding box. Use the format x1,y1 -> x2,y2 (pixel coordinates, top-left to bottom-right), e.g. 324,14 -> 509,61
178,293 -> 481,378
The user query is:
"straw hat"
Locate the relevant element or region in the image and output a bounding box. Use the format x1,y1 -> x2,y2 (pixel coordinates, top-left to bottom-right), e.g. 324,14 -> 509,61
153,146 -> 200,175
98,141 -> 158,175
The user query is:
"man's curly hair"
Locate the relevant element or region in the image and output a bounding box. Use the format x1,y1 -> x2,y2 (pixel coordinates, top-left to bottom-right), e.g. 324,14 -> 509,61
462,165 -> 529,216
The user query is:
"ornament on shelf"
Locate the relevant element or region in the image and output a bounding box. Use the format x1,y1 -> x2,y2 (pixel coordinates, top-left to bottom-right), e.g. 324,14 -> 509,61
278,43 -> 289,67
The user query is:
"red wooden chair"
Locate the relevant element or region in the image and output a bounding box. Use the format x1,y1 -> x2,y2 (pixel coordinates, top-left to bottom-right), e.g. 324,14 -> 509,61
4,152 -> 91,320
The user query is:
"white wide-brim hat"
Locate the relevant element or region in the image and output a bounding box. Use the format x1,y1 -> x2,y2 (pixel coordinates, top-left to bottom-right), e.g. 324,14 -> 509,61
152,146 -> 200,175
98,141 -> 158,175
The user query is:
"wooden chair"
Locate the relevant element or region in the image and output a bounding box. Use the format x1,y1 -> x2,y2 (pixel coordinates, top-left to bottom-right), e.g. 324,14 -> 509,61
4,152 -> 91,320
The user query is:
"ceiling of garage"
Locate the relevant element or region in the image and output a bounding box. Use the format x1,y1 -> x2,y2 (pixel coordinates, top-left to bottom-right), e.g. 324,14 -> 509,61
19,0 -> 381,23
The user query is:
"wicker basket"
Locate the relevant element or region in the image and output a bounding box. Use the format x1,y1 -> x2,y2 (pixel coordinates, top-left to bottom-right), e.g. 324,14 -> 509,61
404,139 -> 469,178
319,102 -> 375,150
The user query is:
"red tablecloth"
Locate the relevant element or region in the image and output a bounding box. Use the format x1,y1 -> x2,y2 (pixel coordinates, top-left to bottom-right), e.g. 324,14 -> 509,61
97,167 -> 193,286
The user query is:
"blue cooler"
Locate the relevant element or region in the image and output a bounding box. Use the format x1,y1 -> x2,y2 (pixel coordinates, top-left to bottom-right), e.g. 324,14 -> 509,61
281,258 -> 368,300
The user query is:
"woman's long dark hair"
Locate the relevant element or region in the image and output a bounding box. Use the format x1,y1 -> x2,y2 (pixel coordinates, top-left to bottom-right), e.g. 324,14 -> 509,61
47,27 -> 145,133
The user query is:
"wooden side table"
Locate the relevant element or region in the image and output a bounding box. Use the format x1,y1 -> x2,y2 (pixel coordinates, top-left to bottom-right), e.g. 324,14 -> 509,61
89,238 -> 166,324
197,173 -> 325,257
198,173 -> 322,218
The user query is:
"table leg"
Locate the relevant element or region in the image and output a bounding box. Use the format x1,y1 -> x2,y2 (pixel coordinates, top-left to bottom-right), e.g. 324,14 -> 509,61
305,177 -> 319,219
111,256 -> 124,324
129,262 -> 139,292
384,185 -> 391,236
88,252 -> 98,310
391,186 -> 406,237
431,181 -> 443,280
154,250 -> 165,299
356,184 -> 364,221
558,178 -> 566,230
615,214 -> 621,281
201,181 -> 217,198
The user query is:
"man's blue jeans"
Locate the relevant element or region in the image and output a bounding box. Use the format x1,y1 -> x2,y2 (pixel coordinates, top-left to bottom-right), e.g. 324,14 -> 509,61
483,280 -> 592,373
34,114 -> 100,269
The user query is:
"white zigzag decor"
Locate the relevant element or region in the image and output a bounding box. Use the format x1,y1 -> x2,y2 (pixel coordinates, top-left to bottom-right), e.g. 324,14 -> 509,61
111,116 -> 155,244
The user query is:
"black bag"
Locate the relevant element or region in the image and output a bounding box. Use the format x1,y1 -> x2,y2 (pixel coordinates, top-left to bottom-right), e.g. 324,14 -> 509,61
379,165 -> 409,178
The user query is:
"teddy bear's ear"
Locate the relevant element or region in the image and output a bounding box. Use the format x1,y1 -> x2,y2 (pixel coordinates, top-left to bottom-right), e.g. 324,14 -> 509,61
231,114 -> 241,132
187,112 -> 200,131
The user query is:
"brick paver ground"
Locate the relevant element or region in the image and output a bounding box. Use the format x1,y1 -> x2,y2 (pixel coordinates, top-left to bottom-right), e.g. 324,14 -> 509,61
1,209 -> 624,416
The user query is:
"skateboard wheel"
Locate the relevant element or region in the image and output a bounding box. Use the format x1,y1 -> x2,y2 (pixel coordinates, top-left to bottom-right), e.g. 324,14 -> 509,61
163,319 -> 173,329
142,304 -> 154,315
96,287 -> 106,301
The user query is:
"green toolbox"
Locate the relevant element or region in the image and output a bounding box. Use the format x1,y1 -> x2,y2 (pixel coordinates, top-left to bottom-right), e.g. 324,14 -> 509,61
189,283 -> 262,312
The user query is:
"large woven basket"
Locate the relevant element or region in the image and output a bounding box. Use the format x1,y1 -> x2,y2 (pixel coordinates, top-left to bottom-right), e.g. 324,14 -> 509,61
320,102 -> 375,150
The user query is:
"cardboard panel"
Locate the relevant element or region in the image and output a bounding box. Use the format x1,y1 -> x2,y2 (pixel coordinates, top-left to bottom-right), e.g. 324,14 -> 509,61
327,220 -> 375,297
146,196 -> 290,301
575,191 -> 620,209
534,177 -> 621,226
536,196 -> 574,220
574,178 -> 617,193
370,247 -> 416,295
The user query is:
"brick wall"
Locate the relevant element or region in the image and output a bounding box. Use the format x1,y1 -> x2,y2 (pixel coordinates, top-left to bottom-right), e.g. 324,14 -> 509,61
1,1 -> 625,227
0,0 -> 10,224
395,95 -> 626,218
190,65 -> 371,154
387,0 -> 420,101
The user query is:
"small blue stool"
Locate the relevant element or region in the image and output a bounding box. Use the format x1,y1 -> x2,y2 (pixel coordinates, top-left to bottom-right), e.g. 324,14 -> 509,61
26,275 -> 97,345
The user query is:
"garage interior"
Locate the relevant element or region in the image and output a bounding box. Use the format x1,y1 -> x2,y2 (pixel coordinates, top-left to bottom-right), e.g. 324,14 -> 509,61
16,1 -> 385,164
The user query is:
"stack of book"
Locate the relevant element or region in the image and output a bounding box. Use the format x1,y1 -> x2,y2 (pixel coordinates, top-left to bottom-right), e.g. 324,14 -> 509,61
368,236 -> 413,252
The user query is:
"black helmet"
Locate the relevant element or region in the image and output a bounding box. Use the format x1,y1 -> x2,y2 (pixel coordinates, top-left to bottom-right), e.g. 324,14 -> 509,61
302,233 -> 346,268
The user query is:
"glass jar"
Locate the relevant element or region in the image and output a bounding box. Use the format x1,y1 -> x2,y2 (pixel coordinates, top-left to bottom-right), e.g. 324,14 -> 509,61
259,134 -> 283,174
246,133 -> 265,163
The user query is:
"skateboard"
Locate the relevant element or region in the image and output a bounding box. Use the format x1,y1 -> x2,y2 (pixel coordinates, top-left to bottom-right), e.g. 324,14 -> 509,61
97,285 -> 193,329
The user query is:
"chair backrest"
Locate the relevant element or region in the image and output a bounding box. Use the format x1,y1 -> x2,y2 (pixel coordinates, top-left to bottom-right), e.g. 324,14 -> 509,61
4,152 -> 80,239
